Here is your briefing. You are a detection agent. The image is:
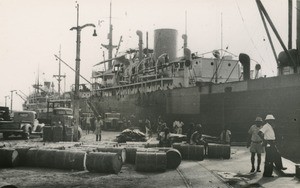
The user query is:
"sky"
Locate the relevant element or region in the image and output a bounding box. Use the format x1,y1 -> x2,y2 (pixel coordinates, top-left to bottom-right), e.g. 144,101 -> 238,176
0,0 -> 294,110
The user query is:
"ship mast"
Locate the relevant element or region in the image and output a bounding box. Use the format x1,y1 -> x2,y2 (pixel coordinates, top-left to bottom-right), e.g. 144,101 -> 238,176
101,1 -> 117,69
53,45 -> 66,97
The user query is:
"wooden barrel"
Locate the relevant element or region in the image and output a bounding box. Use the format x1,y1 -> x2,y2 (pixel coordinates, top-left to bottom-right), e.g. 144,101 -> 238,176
86,152 -> 122,174
207,143 -> 230,159
0,148 -> 19,167
96,147 -> 126,163
135,151 -> 167,172
43,126 -> 53,142
173,144 -> 204,161
54,150 -> 86,171
125,147 -> 138,164
26,148 -> 57,168
64,127 -> 73,142
53,126 -> 63,142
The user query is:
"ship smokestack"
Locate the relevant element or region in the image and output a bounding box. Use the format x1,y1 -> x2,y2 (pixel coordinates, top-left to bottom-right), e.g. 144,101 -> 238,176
136,30 -> 143,62
239,53 -> 251,80
154,29 -> 178,62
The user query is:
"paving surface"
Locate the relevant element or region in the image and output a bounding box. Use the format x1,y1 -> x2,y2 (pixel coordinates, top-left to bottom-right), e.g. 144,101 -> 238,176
0,131 -> 299,188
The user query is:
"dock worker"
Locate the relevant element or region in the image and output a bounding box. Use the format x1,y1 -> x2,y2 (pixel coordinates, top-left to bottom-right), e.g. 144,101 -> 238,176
247,117 -> 264,173
159,127 -> 171,147
95,116 -> 103,141
190,124 -> 208,155
258,114 -> 286,177
220,127 -> 231,145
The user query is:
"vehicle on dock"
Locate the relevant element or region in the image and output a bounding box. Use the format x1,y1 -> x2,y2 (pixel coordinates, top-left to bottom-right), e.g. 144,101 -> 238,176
0,108 -> 43,140
46,101 -> 82,141
103,112 -> 123,131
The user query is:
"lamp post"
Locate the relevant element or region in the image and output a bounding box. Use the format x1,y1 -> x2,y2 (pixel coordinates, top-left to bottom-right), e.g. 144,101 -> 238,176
10,90 -> 16,113
4,95 -> 10,107
70,3 -> 97,141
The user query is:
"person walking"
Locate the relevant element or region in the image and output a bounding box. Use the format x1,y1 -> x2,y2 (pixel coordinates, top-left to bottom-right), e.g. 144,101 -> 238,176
247,117 -> 264,173
95,116 -> 103,141
258,114 -> 286,177
86,115 -> 91,134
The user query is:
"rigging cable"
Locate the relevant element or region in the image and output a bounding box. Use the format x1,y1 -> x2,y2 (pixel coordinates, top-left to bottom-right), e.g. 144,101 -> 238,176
235,0 -> 267,65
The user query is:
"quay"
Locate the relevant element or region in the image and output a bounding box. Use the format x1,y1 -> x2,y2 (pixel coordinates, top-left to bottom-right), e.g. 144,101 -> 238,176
0,131 -> 298,188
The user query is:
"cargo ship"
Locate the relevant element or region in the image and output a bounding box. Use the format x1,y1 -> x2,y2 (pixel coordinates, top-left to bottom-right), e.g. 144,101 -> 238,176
89,0 -> 300,158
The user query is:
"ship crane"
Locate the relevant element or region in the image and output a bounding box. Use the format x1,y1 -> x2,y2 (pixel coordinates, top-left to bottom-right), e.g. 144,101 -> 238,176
15,91 -> 27,102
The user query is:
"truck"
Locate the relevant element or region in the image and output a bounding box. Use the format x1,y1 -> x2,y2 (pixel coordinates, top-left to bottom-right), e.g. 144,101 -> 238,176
0,107 -> 44,140
103,112 -> 123,131
46,104 -> 82,141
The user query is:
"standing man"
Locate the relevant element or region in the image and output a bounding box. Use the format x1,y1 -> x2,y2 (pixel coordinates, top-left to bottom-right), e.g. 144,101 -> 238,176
220,127 -> 231,145
247,117 -> 264,173
145,117 -> 152,138
95,116 -> 103,141
258,114 -> 286,177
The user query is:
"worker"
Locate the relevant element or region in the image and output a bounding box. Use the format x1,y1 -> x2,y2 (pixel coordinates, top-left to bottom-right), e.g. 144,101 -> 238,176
220,127 -> 231,145
159,127 -> 171,147
190,124 -> 208,155
95,116 -> 103,141
247,117 -> 264,173
145,117 -> 152,138
258,114 -> 287,177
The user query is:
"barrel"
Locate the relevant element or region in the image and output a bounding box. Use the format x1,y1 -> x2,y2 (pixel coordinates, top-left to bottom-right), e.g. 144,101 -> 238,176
54,150 -> 86,171
25,148 -> 57,168
14,147 -> 32,166
125,147 -> 138,164
296,164 -> 300,179
135,151 -> 167,172
64,127 -> 73,141
163,148 -> 182,169
43,126 -> 53,142
96,147 -> 126,163
0,148 -> 19,167
53,126 -> 63,142
207,143 -> 230,159
86,152 -> 122,174
0,182 -> 17,188
172,144 -> 204,161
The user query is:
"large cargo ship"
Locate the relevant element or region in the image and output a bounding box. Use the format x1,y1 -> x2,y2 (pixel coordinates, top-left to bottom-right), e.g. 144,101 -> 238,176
90,1 -> 300,158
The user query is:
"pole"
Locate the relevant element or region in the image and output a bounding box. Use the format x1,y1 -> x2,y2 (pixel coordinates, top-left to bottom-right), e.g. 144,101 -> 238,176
70,3 -> 96,141
10,90 -> 16,113
4,96 -> 9,107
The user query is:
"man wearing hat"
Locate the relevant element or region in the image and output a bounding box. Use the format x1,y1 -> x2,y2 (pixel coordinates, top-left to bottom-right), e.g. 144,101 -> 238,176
247,117 -> 264,173
258,114 -> 286,177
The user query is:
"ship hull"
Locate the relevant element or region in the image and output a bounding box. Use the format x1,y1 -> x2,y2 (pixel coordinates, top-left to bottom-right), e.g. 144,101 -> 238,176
91,73 -> 300,158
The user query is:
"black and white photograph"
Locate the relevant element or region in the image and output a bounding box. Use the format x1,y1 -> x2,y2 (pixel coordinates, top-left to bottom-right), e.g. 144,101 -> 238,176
0,0 -> 299,187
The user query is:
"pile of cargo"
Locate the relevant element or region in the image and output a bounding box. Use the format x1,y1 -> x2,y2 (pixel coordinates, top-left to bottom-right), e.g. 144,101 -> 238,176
116,129 -> 147,143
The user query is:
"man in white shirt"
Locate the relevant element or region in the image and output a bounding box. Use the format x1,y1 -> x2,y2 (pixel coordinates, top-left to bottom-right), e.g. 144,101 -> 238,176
258,114 -> 286,177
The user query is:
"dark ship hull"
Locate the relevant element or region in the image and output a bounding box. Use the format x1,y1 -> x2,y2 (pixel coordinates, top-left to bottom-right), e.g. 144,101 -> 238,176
91,73 -> 300,158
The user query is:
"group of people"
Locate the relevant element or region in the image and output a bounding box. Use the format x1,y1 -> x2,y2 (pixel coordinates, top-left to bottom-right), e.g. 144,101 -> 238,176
81,114 -> 103,141
247,114 -> 286,177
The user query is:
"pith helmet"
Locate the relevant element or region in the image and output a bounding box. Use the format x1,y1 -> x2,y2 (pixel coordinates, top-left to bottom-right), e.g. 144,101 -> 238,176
255,117 -> 263,122
265,114 -> 275,120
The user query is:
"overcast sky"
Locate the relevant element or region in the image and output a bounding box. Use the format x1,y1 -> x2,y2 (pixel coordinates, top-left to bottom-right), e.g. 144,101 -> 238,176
0,0 -> 294,110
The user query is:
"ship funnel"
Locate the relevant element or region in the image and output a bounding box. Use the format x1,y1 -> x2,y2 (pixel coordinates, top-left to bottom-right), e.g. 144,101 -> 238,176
239,53 -> 251,80
136,30 -> 143,62
154,29 -> 178,61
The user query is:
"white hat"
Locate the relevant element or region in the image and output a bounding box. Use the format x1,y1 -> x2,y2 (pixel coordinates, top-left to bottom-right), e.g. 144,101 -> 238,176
265,114 -> 275,120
